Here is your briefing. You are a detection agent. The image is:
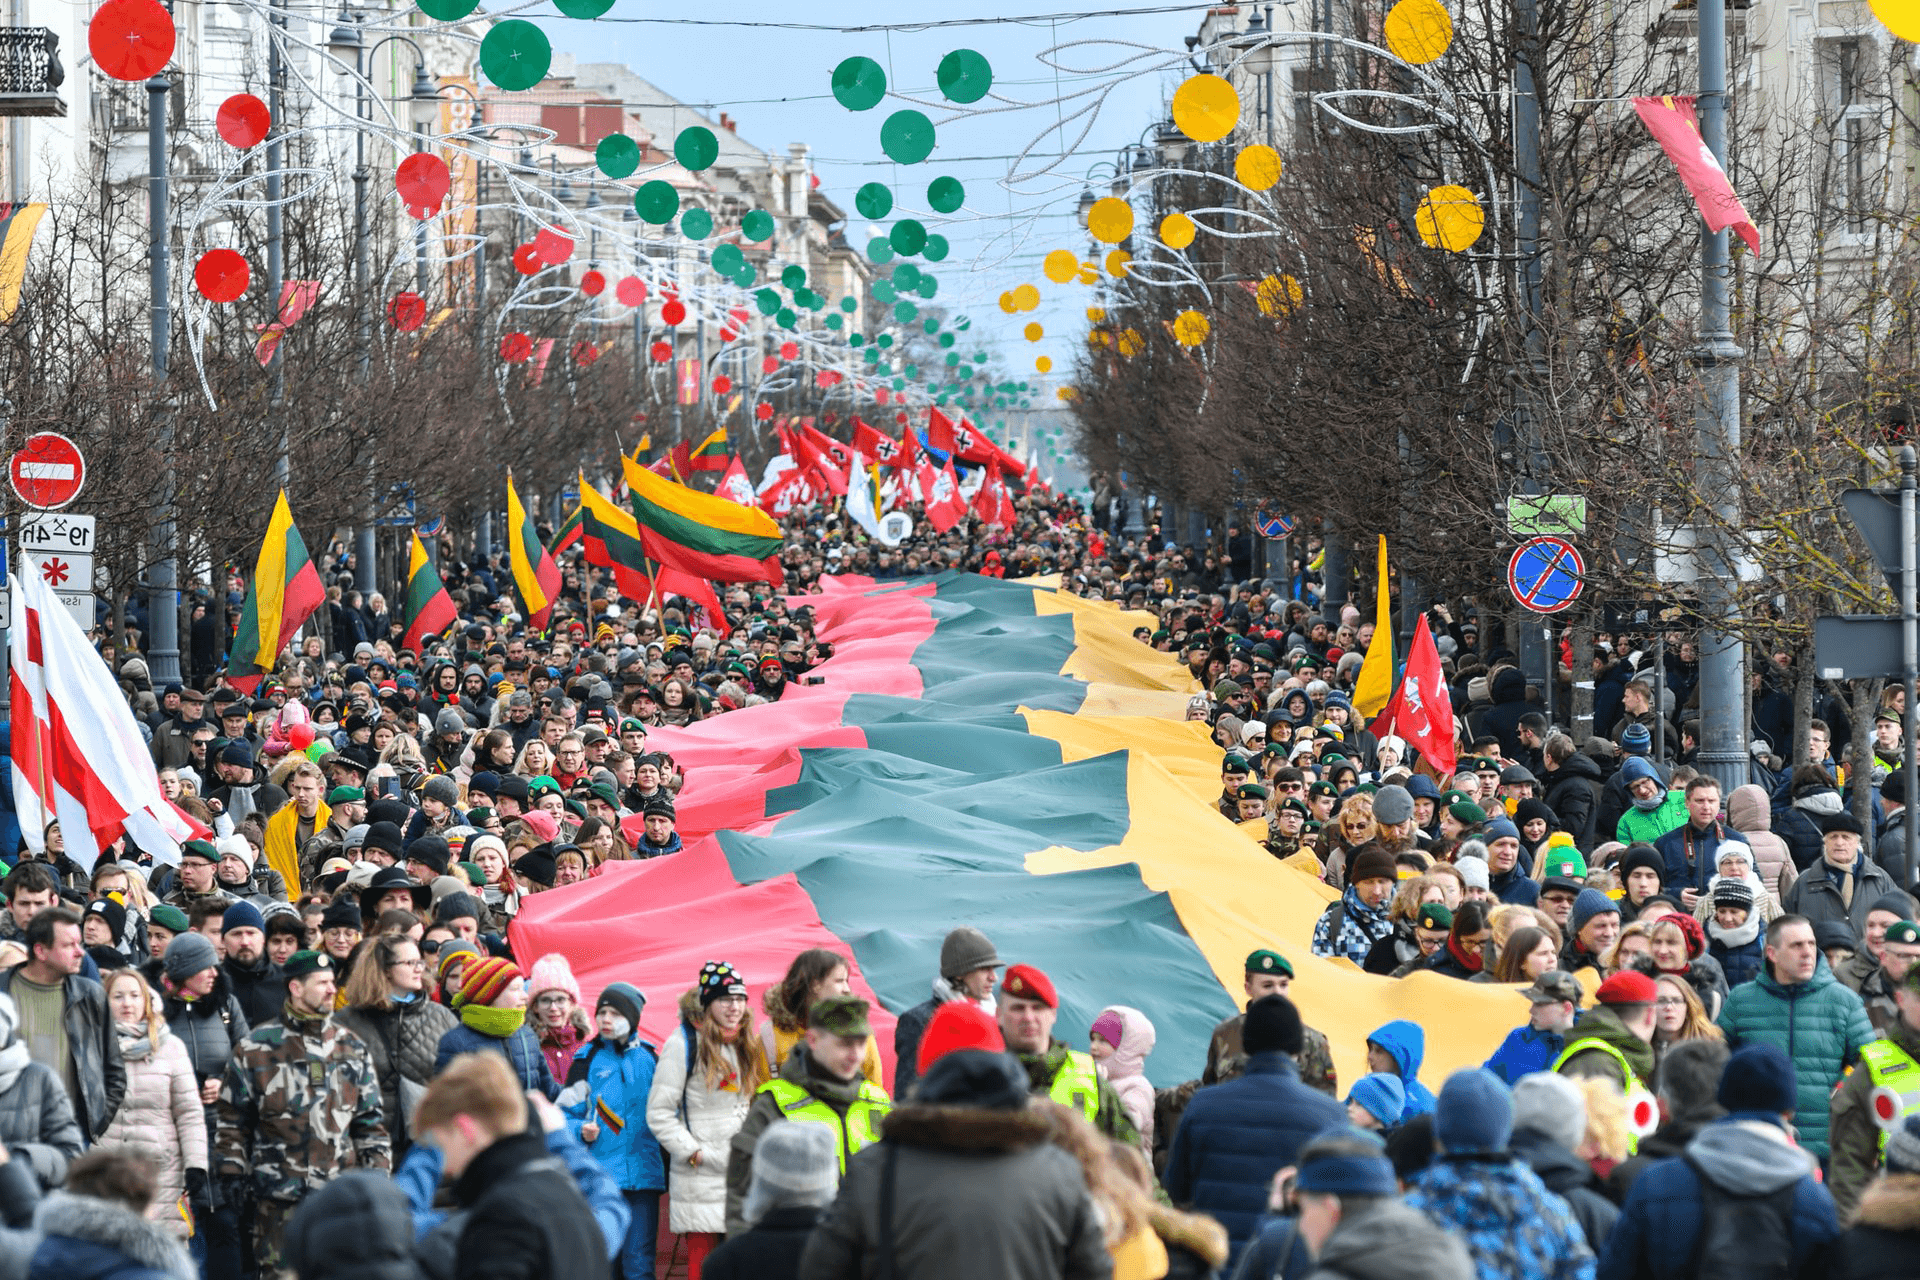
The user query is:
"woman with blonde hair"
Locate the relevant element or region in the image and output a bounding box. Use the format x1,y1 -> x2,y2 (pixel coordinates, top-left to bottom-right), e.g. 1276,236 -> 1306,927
513,738 -> 554,779
1603,921 -> 1656,974
96,968 -> 205,1240
1317,794 -> 1377,889
644,960 -> 769,1277
1039,1101 -> 1228,1280
1650,971 -> 1724,1072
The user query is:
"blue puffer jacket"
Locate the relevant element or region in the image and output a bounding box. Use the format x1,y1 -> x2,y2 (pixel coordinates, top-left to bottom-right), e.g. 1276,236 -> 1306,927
1714,953 -> 1871,1157
1163,1051 -> 1345,1264
1597,1119 -> 1839,1280
1707,920 -> 1765,989
435,1019 -> 558,1099
560,1034 -> 666,1192
1406,1155 -> 1595,1280
1367,1019 -> 1437,1120
1484,1025 -> 1566,1085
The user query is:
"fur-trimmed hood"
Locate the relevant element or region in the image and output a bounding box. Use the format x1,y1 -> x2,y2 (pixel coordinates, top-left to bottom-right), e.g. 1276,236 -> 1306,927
1855,1172 -> 1920,1233
880,1101 -> 1054,1153
1146,1203 -> 1229,1268
33,1191 -> 197,1280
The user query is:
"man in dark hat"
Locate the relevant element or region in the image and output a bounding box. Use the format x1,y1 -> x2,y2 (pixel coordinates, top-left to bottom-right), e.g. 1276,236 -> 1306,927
637,798 -> 681,858
725,995 -> 892,1236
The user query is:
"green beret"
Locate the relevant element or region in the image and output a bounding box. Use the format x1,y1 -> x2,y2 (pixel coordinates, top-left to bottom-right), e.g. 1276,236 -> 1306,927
1449,801 -> 1489,825
1888,920 -> 1920,948
1222,755 -> 1251,774
1471,756 -> 1500,771
1439,789 -> 1471,806
1237,783 -> 1269,800
528,775 -> 562,798
180,840 -> 220,865
1416,903 -> 1455,931
1309,781 -> 1339,798
149,904 -> 190,933
808,994 -> 871,1038
326,786 -> 366,806
1279,797 -> 1310,817
283,950 -> 333,980
1244,949 -> 1293,978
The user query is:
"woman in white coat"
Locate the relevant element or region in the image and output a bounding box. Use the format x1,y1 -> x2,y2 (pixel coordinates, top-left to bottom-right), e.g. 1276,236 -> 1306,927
645,960 -> 767,1280
96,968 -> 207,1241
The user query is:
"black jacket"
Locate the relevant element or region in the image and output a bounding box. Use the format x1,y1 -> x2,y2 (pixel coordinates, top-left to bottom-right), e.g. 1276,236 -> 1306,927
221,955 -> 284,1030
1477,668 -> 1535,764
891,995 -> 939,1099
1834,1171 -> 1920,1280
0,969 -> 124,1145
1544,752 -> 1605,852
1511,1128 -> 1618,1254
704,1206 -> 821,1280
283,1170 -> 426,1280
448,1130 -> 610,1280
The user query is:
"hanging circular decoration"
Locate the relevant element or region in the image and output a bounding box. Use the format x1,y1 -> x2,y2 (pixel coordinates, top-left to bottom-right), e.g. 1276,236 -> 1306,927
894,300 -> 918,322
1105,249 -> 1133,277
1023,322 -> 1044,341
817,369 -> 843,388
832,56 -> 888,111
90,0 -> 176,82
890,220 -> 927,255
712,375 -> 732,394
500,332 -> 534,363
711,243 -> 744,275
1042,249 -> 1078,284
1173,310 -> 1211,346
1012,283 -> 1041,311
395,153 -> 451,219
215,94 -> 270,149
553,0 -> 614,16
417,0 -> 478,19
595,133 -> 640,179
661,298 -> 687,325
680,207 -> 714,239
1171,74 -> 1240,142
923,234 -> 950,262
873,280 -> 897,304
780,341 -> 799,360
762,355 -> 780,373
674,126 -> 719,172
855,183 -> 894,219
579,270 -> 606,296
733,264 -> 757,287
880,110 -> 936,164
1257,273 -> 1305,316
1235,144 -> 1283,191
741,208 -> 776,241
479,20 -> 550,92
998,292 -> 1016,313
936,49 -> 993,103
755,288 -> 781,315
616,276 -> 648,306
781,264 -> 807,290
389,291 -> 426,331
1035,356 -> 1052,373
867,236 -> 895,264
927,176 -> 965,214
533,227 -> 574,263
1415,184 -> 1485,251
756,402 -> 775,420
894,263 -> 922,290
511,244 -> 542,274
917,275 -> 939,298
1160,212 -> 1197,249
1383,0 -> 1455,64
193,249 -> 249,303
633,180 -> 679,224
651,340 -> 673,361
1087,197 -> 1134,244
1117,327 -> 1145,356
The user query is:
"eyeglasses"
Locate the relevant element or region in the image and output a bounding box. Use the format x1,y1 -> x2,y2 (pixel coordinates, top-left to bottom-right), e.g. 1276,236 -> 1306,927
1653,996 -> 1687,1008
388,957 -> 426,969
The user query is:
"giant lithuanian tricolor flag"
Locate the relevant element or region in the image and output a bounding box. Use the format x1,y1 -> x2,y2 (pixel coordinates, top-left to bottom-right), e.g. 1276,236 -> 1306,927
226,490 -> 323,693
621,453 -> 782,585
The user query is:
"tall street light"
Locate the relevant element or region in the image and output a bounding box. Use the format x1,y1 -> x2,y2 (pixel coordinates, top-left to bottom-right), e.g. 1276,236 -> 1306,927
147,71 -> 180,685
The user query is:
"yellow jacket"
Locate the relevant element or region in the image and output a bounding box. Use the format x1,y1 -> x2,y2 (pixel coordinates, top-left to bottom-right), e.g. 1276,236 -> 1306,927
263,798 -> 327,899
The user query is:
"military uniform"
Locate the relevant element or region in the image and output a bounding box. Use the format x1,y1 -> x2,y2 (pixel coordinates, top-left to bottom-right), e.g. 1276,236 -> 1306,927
1016,1040 -> 1138,1141
1201,1012 -> 1337,1095
214,953 -> 388,1276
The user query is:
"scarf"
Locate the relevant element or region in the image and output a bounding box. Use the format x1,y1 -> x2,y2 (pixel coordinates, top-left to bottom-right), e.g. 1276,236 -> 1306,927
1631,788 -> 1667,812
283,1000 -> 329,1036
930,975 -> 996,1017
1708,912 -> 1761,949
1445,935 -> 1484,973
460,1003 -> 526,1038
0,1041 -> 29,1094
116,1021 -> 156,1062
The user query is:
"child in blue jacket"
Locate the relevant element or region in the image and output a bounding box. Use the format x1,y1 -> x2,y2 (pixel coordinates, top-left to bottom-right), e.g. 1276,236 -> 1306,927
561,982 -> 666,1280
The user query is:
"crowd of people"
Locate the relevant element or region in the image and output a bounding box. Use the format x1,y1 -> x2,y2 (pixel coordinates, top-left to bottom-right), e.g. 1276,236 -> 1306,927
0,491 -> 1907,1280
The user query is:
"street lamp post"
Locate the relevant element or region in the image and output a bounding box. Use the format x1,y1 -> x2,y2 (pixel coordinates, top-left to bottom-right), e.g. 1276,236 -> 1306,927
267,0 -> 288,493
327,12 -> 377,602
147,72 -> 180,684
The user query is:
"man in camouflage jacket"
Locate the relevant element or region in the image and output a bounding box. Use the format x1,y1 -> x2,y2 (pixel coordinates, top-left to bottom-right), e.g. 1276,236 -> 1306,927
215,950 -> 388,1277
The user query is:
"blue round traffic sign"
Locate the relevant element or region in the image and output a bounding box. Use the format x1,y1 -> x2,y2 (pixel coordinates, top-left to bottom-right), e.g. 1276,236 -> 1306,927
1508,535 -> 1584,614
1255,511 -> 1295,540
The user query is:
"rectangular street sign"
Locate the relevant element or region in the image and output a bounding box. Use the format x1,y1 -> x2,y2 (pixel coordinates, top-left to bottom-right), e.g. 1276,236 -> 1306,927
21,547 -> 91,595
54,591 -> 92,632
1840,488 -> 1906,592
1815,614 -> 1905,679
17,512 -> 95,556
1506,494 -> 1588,536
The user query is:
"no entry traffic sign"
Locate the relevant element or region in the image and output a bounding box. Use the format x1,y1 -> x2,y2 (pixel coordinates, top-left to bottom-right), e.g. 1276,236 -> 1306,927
9,433 -> 85,510
1508,535 -> 1584,614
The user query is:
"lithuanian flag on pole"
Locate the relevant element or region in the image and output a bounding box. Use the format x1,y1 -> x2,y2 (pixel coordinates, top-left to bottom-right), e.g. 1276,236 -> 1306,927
547,503 -> 585,556
688,426 -> 730,473
226,490 -> 324,693
579,475 -> 728,623
398,533 -> 457,655
508,474 -> 561,630
621,453 -> 783,585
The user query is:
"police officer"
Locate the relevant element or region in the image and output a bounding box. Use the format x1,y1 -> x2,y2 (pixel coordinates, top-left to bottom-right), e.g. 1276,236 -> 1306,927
214,950 -> 389,1277
722,994 -> 891,1236
1831,927 -> 1920,1222
996,963 -> 1136,1141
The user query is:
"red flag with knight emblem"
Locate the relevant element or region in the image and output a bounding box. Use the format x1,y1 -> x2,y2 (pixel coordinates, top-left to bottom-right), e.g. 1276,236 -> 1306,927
1366,614 -> 1457,777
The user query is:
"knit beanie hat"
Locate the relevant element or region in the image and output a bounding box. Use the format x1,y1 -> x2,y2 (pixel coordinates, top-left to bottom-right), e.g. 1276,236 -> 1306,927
1718,1043 -> 1798,1120
1620,844 -> 1664,884
1090,1010 -> 1125,1048
454,956 -> 523,1010
1348,847 -> 1397,886
595,981 -> 646,1026
1434,1068 -> 1514,1154
1453,856 -> 1490,891
1571,888 -> 1620,934
1510,1072 -> 1587,1152
938,926 -> 999,980
1243,994 -> 1305,1055
696,960 -> 749,1008
1483,818 -> 1521,844
917,1000 -> 1005,1074
742,1122 -> 838,1225
422,775 -> 460,809
1868,890 -> 1917,922
1347,1073 -> 1407,1128
163,931 -> 221,983
1712,878 -> 1757,912
221,900 -> 267,936
526,953 -> 581,1005
435,939 -> 480,987
84,898 -> 127,941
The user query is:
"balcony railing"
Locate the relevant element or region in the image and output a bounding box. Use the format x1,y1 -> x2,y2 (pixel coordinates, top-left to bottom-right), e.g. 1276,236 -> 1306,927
0,28 -> 63,118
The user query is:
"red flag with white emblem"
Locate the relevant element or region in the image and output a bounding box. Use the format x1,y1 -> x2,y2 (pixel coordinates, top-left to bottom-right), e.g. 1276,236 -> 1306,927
1366,614 -> 1457,776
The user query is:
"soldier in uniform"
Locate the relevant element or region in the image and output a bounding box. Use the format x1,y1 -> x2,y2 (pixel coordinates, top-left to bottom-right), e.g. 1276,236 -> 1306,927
214,949 -> 389,1277
161,840 -> 237,914
1265,798 -> 1311,860
1202,949 -> 1337,1095
996,963 -> 1136,1142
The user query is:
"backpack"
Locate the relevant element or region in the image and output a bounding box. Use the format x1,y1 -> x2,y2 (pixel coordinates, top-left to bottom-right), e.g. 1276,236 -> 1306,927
1683,1153 -> 1796,1280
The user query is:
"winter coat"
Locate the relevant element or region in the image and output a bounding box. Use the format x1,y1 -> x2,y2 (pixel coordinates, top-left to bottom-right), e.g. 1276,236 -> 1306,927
1511,1128 -> 1619,1256
1716,953 -> 1873,1157
280,1170 -> 427,1280
538,1021 -> 586,1087
219,956 -> 284,1031
1484,1026 -> 1567,1085
1783,854 -> 1902,941
1707,913 -> 1765,989
0,969 -> 124,1145
1728,785 -> 1798,904
705,1206 -> 820,1280
1828,1014 -> 1920,1222
1163,1051 -> 1345,1261
1405,1154 -> 1595,1280
1837,950 -> 1904,1034
1833,1171 -> 1920,1280
1557,1005 -> 1657,1092
644,1008 -> 764,1234
1367,1019 -> 1437,1120
1478,669 -> 1536,764
1544,752 -> 1605,852
797,1097 -> 1111,1280
560,1034 -> 666,1193
433,1020 -> 557,1100
1490,862 -> 1541,906
1362,923 -> 1423,976
1310,885 -> 1395,965
335,996 -> 459,1151
22,1191 -> 197,1280
1652,820 -> 1743,897
724,1047 -> 889,1237
145,962 -> 248,1088
95,1029 -> 206,1239
1775,789 -> 1846,873
1301,1198 -> 1474,1280
0,1052 -> 83,1187
1093,1005 -> 1155,1149
1616,790 -> 1689,847
444,1130 -> 611,1280
1596,1120 -> 1838,1280
891,994 -> 939,1099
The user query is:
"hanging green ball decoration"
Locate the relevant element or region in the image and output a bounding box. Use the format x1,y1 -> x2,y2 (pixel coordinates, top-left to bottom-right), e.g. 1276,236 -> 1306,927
418,0 -> 478,21
880,110 -> 936,164
877,334 -> 894,348
675,126 -> 719,172
633,180 -> 678,224
922,235 -> 949,262
776,308 -> 796,329
923,318 -> 940,334
916,275 -> 938,298
927,176 -> 965,213
711,243 -> 744,275
945,352 -> 960,366
781,264 -> 806,290
826,314 -> 844,330
894,301 -> 918,323
553,0 -> 614,16
756,288 -> 782,316
733,264 -> 757,287
850,333 -> 865,347
855,183 -> 894,220
596,133 -> 640,179
890,220 -> 927,255
832,57 -> 888,111
867,237 -> 894,264
937,49 -> 993,104
680,207 -> 714,239
741,209 -> 775,242
939,333 -> 955,348
872,280 -> 897,304
840,296 -> 858,313
479,21 -> 551,92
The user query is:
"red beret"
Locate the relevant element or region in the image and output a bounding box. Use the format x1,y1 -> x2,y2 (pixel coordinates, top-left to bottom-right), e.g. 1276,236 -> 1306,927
1596,970 -> 1658,1007
1001,963 -> 1057,1009
916,1001 -> 1005,1073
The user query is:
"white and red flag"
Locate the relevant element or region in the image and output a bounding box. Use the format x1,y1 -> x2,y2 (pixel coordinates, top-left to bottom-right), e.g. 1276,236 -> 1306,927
11,557 -> 208,868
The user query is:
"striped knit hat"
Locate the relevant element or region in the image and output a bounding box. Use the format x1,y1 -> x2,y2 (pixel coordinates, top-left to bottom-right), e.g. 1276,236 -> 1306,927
454,956 -> 523,1010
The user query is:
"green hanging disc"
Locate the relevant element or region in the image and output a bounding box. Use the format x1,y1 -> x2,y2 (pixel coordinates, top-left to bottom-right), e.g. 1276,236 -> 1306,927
674,126 -> 719,172
776,308 -> 796,329
939,332 -> 955,347
781,264 -> 806,290
733,264 -> 757,287
479,21 -> 551,92
553,0 -> 614,16
832,57 -> 888,111
880,110 -> 936,164
755,288 -> 782,316
927,176 -> 965,213
595,133 -> 640,179
923,234 -> 949,262
711,243 -> 744,275
840,295 -> 858,313
872,280 -> 896,304
945,352 -> 960,366
855,183 -> 894,220
894,301 -> 918,323
916,275 -> 938,298
826,313 -> 844,330
877,334 -> 894,348
892,263 -> 921,291
680,207 -> 714,239
890,219 -> 927,255
741,209 -> 776,242
418,0 -> 478,21
937,49 -> 993,103
923,318 -> 940,334
850,333 -> 865,347
633,180 -> 678,224
866,237 -> 894,264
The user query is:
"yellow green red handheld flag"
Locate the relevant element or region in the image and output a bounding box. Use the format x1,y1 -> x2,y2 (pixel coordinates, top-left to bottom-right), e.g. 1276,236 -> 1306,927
226,490 -> 324,693
398,532 -> 457,655
507,474 -> 561,630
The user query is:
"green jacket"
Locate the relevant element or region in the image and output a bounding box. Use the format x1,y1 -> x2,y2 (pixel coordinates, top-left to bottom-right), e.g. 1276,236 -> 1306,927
1017,1041 -> 1138,1143
1829,1014 -> 1920,1223
1555,1005 -> 1656,1090
1716,954 -> 1874,1159
1615,791 -> 1689,846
